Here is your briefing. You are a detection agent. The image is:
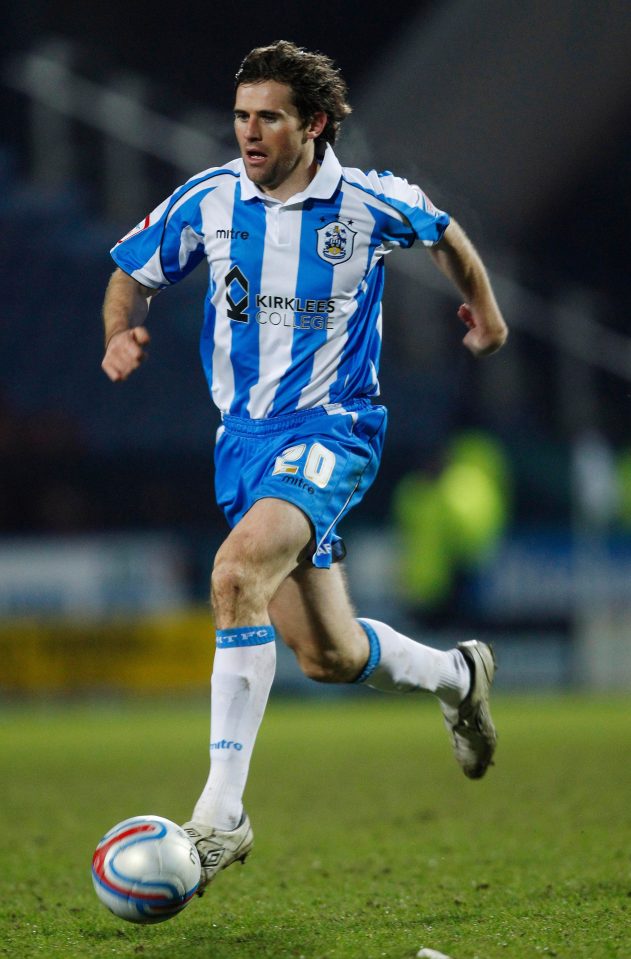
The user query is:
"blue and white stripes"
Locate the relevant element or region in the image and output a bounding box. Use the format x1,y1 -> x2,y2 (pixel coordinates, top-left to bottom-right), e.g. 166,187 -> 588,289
111,145 -> 449,421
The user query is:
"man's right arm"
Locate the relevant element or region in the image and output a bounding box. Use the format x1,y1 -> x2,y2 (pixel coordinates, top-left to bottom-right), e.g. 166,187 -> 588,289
101,269 -> 157,382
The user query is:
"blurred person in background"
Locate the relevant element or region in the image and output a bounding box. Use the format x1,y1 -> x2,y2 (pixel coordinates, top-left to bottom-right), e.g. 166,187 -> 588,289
100,40 -> 507,894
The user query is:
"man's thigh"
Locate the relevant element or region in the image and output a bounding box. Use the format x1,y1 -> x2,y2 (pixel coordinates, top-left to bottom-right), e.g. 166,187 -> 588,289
213,497 -> 314,611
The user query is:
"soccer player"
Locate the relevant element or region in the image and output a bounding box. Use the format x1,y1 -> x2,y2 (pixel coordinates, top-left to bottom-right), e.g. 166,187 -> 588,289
101,40 -> 508,894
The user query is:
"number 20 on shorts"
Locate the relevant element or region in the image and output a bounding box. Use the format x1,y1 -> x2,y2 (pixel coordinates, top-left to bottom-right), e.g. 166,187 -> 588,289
272,442 -> 336,489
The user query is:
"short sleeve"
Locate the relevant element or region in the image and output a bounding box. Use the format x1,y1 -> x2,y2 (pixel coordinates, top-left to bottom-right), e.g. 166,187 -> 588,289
111,180 -> 210,289
376,171 -> 450,248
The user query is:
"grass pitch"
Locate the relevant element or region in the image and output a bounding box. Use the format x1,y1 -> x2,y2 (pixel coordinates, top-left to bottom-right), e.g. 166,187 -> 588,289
0,693 -> 629,959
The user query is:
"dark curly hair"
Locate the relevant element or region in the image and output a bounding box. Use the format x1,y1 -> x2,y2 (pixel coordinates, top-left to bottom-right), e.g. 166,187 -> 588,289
234,40 -> 352,148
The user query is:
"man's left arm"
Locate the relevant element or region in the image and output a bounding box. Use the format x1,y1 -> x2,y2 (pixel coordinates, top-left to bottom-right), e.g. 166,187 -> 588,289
430,219 -> 508,357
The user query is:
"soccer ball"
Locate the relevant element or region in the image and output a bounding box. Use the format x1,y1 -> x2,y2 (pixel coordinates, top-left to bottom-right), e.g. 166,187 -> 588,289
91,815 -> 201,924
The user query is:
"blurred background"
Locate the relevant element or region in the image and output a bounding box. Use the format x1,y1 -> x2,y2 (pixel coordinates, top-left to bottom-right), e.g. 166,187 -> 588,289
1,0 -> 631,698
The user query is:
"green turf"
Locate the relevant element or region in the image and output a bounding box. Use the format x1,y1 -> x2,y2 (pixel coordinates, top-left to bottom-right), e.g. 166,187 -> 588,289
0,694 -> 629,959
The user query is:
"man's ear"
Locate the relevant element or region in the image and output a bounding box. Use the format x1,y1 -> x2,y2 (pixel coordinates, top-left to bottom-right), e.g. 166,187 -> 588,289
306,111 -> 328,141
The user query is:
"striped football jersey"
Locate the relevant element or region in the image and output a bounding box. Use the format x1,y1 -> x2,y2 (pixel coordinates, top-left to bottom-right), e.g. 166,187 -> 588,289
111,145 -> 449,419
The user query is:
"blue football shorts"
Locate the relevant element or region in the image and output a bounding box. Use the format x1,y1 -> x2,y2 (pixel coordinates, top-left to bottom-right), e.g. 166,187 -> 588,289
214,398 -> 387,568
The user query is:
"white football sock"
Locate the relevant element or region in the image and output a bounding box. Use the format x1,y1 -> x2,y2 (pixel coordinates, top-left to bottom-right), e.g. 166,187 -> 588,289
356,618 -> 470,708
192,626 -> 276,831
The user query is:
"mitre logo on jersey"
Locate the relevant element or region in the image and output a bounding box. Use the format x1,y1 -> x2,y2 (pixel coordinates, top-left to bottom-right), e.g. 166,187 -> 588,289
316,220 -> 356,264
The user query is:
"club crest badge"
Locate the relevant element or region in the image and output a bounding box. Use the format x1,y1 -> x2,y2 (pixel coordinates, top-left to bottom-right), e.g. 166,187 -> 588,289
316,220 -> 356,264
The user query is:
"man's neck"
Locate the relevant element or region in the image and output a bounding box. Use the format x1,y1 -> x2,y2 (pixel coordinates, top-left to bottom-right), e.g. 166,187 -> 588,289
261,155 -> 320,203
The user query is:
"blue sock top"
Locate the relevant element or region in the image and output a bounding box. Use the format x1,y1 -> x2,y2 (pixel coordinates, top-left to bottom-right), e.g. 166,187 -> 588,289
354,619 -> 382,683
216,625 -> 276,649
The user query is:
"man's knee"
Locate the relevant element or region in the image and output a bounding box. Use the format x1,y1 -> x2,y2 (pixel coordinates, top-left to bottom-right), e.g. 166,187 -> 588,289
212,551 -> 242,597
211,553 -> 265,618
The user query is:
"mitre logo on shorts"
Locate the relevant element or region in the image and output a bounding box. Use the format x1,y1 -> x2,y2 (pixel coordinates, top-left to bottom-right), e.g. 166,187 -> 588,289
316,220 -> 356,264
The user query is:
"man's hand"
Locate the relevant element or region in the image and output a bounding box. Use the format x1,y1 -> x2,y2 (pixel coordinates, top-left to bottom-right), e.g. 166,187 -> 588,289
102,326 -> 151,382
458,303 -> 507,357
101,269 -> 155,381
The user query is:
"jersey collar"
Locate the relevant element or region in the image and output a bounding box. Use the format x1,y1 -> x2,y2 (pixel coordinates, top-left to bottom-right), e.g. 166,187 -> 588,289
238,144 -> 342,205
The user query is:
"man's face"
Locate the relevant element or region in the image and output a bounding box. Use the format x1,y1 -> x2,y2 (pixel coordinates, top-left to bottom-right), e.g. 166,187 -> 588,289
234,80 -> 318,192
